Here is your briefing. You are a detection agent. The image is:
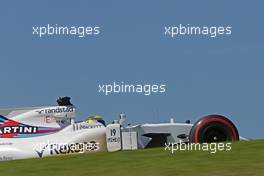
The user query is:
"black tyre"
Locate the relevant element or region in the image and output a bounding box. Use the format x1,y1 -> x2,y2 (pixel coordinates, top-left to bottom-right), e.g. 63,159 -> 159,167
189,115 -> 239,143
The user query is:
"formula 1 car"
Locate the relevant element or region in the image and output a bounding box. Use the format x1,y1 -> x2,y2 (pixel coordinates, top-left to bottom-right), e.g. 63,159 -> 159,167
0,97 -> 240,161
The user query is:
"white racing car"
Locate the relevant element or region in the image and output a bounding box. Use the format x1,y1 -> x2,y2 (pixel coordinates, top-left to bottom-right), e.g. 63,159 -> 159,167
0,97 -> 240,161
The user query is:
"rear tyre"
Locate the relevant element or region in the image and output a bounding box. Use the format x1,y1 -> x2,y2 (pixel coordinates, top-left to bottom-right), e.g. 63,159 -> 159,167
189,115 -> 239,143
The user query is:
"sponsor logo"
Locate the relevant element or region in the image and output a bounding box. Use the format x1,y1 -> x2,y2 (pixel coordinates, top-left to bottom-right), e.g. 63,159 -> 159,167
44,116 -> 55,123
73,123 -> 104,131
107,137 -> 121,143
44,116 -> 71,125
35,141 -> 100,158
36,107 -> 74,115
0,126 -> 37,134
0,116 -> 60,138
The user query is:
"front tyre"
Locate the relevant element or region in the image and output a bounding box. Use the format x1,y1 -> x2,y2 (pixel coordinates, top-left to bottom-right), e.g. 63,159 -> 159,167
189,115 -> 239,143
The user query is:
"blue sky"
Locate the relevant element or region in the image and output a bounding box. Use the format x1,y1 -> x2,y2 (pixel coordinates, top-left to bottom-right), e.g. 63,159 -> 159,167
0,1 -> 263,138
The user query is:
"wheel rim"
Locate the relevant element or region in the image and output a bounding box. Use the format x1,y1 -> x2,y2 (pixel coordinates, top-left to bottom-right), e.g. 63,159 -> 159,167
202,126 -> 228,143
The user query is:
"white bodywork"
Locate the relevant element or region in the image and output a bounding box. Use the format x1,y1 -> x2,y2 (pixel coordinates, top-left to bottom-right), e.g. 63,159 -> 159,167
0,104 -> 195,161
1,124 -> 107,161
0,106 -> 108,161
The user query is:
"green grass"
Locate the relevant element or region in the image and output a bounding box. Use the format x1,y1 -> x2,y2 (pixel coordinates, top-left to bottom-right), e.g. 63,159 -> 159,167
1,141 -> 264,176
